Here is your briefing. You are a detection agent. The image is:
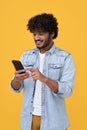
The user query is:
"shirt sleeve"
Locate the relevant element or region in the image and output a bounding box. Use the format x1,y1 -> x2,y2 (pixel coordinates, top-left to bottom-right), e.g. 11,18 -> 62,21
55,54 -> 75,98
10,53 -> 25,92
10,77 -> 24,93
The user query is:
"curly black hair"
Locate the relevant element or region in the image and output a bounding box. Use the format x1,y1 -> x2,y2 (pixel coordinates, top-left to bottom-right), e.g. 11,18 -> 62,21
27,13 -> 58,39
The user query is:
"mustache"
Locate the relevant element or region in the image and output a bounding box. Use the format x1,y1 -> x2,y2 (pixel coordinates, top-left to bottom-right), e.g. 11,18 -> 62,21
35,40 -> 43,42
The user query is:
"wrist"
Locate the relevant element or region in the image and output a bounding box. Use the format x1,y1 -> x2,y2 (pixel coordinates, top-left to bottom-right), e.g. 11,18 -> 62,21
43,76 -> 49,84
13,77 -> 21,83
11,77 -> 21,90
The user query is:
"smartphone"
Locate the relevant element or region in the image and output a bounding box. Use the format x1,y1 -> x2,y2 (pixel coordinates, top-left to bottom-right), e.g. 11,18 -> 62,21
12,60 -> 26,74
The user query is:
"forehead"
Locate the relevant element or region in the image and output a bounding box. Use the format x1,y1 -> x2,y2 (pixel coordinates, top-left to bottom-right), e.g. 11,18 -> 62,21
32,28 -> 47,33
32,30 -> 49,35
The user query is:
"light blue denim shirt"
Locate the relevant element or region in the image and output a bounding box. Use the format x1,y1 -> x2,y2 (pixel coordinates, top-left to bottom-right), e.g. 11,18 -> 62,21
11,44 -> 75,130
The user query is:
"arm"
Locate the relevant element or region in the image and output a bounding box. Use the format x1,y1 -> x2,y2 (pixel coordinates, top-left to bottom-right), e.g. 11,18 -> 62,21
56,54 -> 75,98
11,69 -> 29,90
29,54 -> 75,97
42,76 -> 59,93
29,68 -> 59,93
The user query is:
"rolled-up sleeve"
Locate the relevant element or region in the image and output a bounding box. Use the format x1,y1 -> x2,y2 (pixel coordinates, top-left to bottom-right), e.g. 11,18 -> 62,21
57,54 -> 75,98
10,79 -> 24,93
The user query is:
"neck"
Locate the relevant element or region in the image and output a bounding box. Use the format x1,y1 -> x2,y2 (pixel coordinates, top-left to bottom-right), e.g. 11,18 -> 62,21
40,42 -> 54,54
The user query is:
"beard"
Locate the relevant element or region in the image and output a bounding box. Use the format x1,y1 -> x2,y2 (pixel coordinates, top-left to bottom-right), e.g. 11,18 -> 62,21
35,35 -> 52,50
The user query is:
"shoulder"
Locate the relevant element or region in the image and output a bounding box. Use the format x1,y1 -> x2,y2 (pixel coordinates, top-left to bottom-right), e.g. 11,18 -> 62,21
55,46 -> 71,58
20,48 -> 38,63
54,46 -> 75,67
20,48 -> 38,61
22,48 -> 38,56
54,46 -> 75,64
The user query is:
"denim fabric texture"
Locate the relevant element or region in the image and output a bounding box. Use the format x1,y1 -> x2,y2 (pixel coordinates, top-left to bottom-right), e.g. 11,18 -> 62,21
11,44 -> 75,130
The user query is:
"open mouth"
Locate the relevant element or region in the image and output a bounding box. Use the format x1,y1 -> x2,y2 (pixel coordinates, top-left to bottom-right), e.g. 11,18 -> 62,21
35,40 -> 43,45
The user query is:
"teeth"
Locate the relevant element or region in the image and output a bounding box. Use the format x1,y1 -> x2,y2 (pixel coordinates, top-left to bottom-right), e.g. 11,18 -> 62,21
37,41 -> 40,43
36,41 -> 42,43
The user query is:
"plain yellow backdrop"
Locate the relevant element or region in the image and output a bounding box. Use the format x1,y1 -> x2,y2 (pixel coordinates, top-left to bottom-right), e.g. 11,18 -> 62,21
0,0 -> 87,130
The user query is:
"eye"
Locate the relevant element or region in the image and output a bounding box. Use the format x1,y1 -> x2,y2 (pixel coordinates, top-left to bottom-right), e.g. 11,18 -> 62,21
39,33 -> 43,36
33,33 -> 36,36
33,32 -> 45,37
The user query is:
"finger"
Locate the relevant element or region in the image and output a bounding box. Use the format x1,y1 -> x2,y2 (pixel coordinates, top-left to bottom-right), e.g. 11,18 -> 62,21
15,69 -> 26,74
32,75 -> 38,80
15,72 -> 29,80
29,68 -> 36,72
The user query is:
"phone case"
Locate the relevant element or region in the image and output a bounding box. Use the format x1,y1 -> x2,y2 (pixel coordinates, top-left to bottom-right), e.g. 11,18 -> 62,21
12,60 -> 25,74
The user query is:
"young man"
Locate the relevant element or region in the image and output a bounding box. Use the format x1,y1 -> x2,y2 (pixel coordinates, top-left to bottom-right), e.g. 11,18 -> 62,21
11,13 -> 75,130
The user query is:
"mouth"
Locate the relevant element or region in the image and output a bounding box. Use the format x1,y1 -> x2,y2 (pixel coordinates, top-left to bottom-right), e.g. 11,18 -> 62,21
35,40 -> 43,45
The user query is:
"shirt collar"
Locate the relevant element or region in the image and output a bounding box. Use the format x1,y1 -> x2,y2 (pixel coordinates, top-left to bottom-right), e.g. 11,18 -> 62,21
46,44 -> 56,54
31,44 -> 57,54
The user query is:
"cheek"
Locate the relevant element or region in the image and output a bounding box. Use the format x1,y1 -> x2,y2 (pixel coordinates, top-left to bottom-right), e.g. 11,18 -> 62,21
33,36 -> 35,41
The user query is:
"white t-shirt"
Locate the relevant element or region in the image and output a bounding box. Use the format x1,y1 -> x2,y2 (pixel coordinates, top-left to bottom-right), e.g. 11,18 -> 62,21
32,52 -> 45,116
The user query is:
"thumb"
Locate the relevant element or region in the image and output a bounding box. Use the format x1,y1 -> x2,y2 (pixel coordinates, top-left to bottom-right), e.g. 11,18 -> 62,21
29,68 -> 35,72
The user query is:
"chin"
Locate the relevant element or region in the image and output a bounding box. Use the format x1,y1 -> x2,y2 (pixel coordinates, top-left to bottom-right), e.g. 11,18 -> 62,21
37,46 -> 42,49
36,44 -> 43,48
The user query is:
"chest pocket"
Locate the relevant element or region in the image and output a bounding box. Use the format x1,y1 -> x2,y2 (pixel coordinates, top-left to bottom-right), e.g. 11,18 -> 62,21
23,62 -> 34,68
48,63 -> 63,80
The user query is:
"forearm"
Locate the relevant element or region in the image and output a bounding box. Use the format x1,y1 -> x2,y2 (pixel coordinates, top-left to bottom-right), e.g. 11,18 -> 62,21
29,68 -> 59,93
42,76 -> 59,93
11,70 -> 29,90
11,77 -> 21,90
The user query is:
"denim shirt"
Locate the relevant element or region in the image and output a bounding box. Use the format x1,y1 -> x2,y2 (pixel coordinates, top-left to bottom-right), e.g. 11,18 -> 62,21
11,44 -> 75,130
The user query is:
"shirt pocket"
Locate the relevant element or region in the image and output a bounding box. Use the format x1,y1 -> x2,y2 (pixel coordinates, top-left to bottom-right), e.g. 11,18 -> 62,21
23,62 -> 34,68
48,63 -> 63,80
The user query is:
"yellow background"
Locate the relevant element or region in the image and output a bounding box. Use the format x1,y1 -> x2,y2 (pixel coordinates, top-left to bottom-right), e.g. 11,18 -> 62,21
0,0 -> 87,129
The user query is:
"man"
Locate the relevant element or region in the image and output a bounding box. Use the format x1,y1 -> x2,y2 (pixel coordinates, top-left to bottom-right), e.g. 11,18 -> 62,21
11,13 -> 75,130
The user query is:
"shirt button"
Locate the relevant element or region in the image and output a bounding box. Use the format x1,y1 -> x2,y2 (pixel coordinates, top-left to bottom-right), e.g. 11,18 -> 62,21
30,112 -> 32,115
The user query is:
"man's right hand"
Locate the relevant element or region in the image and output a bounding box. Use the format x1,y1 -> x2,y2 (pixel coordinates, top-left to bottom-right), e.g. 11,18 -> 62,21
14,69 -> 29,82
11,69 -> 29,90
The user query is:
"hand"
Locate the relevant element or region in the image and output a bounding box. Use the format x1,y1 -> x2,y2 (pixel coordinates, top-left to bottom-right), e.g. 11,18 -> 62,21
29,68 -> 46,82
14,69 -> 29,82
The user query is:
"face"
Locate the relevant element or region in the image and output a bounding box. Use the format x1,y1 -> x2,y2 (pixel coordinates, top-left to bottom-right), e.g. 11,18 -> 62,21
33,31 -> 53,50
